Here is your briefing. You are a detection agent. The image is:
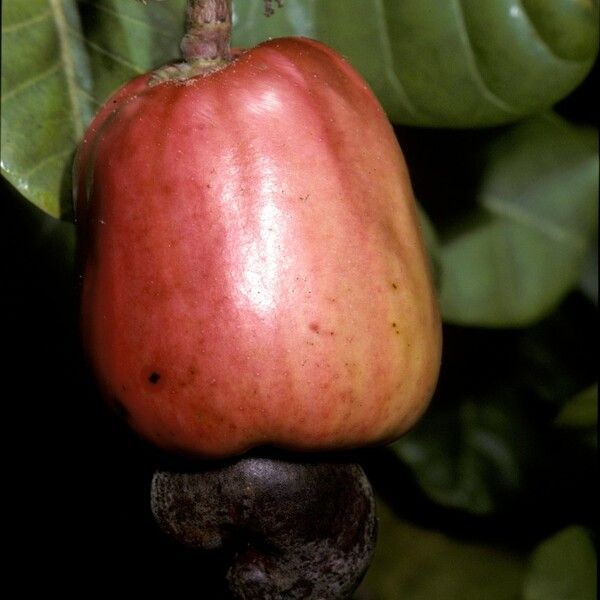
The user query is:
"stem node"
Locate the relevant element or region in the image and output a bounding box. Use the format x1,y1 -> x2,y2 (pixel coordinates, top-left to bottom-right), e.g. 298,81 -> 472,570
181,0 -> 232,63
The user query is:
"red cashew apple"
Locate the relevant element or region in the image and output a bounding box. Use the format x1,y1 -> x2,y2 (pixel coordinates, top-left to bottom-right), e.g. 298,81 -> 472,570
74,37 -> 442,458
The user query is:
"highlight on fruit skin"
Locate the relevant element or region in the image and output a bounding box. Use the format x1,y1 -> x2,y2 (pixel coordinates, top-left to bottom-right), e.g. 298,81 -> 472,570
75,36 -> 442,458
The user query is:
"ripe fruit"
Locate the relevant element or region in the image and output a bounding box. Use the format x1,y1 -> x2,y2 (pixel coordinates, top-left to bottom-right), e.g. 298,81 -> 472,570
75,37 -> 441,458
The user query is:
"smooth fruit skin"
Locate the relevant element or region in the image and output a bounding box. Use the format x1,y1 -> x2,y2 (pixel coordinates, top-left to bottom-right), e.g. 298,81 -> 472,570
75,37 -> 441,458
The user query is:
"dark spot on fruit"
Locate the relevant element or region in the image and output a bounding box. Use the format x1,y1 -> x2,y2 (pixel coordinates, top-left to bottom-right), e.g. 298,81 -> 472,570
309,322 -> 320,333
391,282 -> 398,289
149,372 -> 161,384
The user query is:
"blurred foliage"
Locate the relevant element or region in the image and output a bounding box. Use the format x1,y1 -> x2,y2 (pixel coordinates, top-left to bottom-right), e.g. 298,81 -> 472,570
556,385 -> 598,429
393,389 -> 535,515
233,0 -> 598,127
556,385 -> 598,448
438,113 -> 598,327
1,0 -> 598,598
523,527 -> 597,600
356,500 -> 526,599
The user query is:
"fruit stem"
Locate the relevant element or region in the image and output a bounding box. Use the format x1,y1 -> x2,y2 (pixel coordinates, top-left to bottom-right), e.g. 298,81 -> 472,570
181,0 -> 232,65
149,0 -> 284,84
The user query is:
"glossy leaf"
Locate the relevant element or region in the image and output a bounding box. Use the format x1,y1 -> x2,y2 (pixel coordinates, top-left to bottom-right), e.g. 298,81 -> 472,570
1,0 -> 185,219
233,0 -> 599,127
392,389 -> 534,515
523,527 -> 597,600
356,500 -> 526,599
439,114 -> 599,327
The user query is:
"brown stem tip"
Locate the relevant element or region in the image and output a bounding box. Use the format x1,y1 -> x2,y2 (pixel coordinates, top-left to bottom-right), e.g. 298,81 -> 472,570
181,0 -> 232,63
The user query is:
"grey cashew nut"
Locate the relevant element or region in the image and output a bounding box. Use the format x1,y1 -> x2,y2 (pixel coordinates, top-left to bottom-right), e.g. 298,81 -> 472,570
151,456 -> 377,599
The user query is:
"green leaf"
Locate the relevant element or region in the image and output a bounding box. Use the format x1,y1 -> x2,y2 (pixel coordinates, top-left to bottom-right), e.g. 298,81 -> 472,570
1,0 -> 185,219
556,385 -> 598,429
523,527 -> 597,600
1,0 -> 93,219
392,389 -> 533,515
439,114 -> 599,328
76,0 -> 185,107
356,500 -> 526,599
233,0 -> 599,127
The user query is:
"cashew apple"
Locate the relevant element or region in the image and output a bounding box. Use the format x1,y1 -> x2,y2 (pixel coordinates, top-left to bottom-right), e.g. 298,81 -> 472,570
74,37 -> 441,458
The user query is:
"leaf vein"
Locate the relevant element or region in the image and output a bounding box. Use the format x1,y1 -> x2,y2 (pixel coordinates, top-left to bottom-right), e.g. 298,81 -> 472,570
0,62 -> 61,102
516,0 -> 583,64
453,0 -> 520,115
2,9 -> 52,32
483,194 -> 586,249
22,148 -> 73,178
49,0 -> 86,140
373,0 -> 420,118
68,27 -> 145,74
